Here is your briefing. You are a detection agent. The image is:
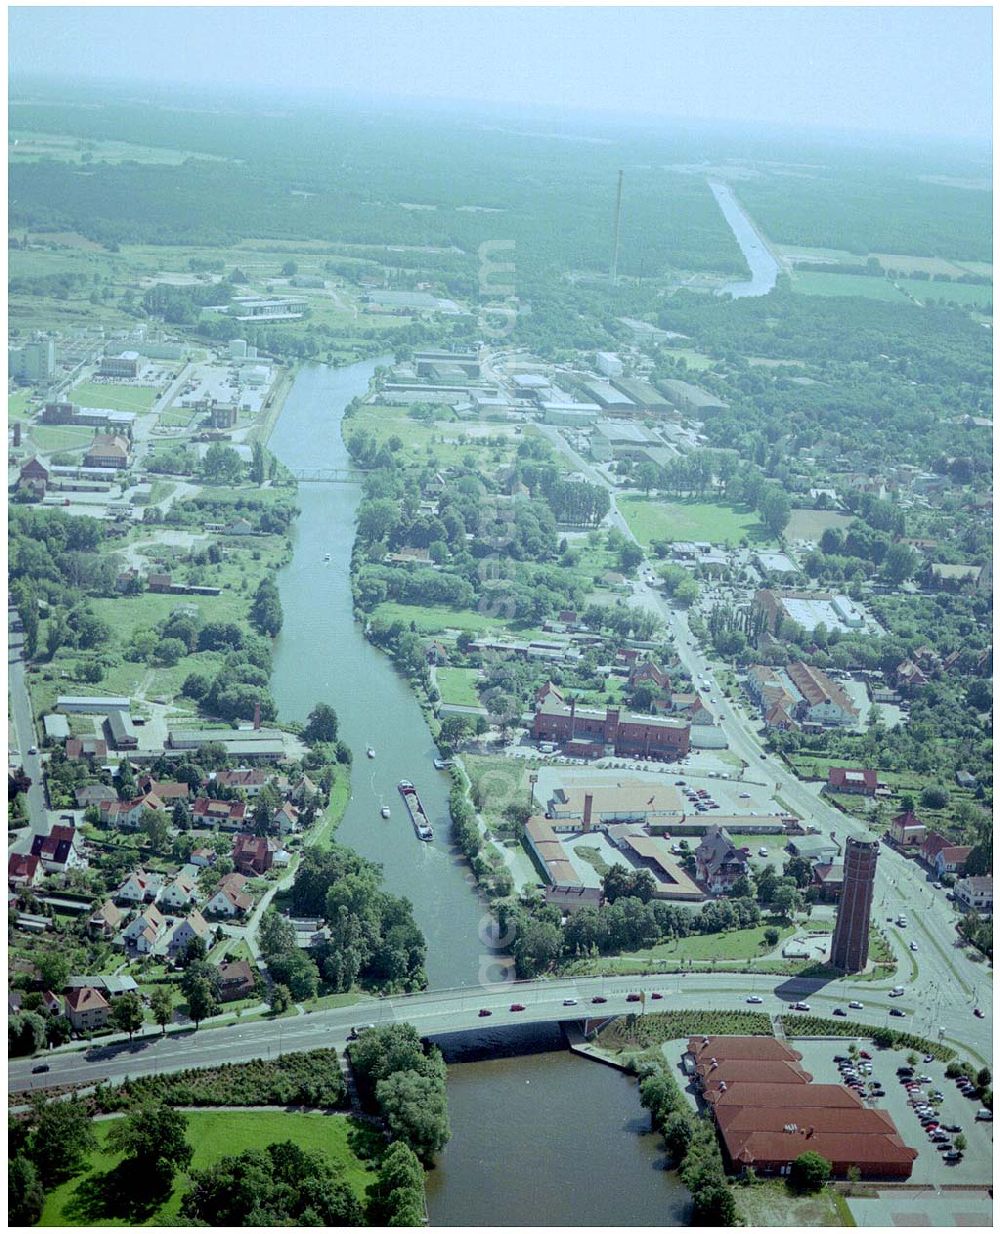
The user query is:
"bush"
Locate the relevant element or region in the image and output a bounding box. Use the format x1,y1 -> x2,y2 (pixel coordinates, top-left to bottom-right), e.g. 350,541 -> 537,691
790,1151 -> 832,1192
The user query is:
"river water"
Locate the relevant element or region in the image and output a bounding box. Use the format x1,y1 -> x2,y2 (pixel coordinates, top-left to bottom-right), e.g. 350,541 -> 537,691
267,360 -> 690,1224
709,179 -> 780,298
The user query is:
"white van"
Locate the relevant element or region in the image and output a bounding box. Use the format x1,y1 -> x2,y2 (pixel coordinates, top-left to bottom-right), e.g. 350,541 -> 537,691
889,986 -> 905,997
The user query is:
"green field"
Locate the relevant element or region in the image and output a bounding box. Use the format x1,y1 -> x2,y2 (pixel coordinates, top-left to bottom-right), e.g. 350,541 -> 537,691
784,509 -> 854,541
370,600 -> 544,638
71,381 -> 161,413
8,390 -> 37,420
733,1180 -> 855,1228
435,666 -> 482,707
563,923 -> 796,974
38,1109 -> 377,1226
789,271 -> 908,301
898,278 -> 993,307
618,496 -> 768,547
28,424 -> 94,454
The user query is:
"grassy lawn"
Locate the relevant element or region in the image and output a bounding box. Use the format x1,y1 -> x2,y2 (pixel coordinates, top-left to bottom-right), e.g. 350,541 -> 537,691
309,771 -> 352,850
434,666 -> 481,707
70,381 -> 161,413
733,1180 -> 854,1227
28,424 -> 95,454
783,509 -> 854,541
463,753 -> 539,831
564,923 -> 796,975
789,271 -> 909,301
618,495 -> 769,548
39,1110 -> 377,1227
370,600 -> 545,638
8,390 -> 37,420
574,845 -> 611,877
349,404 -> 522,470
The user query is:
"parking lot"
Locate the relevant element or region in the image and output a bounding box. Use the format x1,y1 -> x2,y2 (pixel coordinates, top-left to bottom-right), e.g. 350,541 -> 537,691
789,1038 -> 993,1186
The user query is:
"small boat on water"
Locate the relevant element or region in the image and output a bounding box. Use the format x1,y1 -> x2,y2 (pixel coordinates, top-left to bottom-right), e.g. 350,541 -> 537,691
433,758 -> 453,770
398,780 -> 433,841
324,553 -> 331,562
380,804 -> 391,819
366,746 -> 376,759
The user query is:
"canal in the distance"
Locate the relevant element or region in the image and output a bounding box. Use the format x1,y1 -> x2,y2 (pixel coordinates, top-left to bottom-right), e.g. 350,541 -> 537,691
710,179 -> 781,298
268,360 -> 690,1224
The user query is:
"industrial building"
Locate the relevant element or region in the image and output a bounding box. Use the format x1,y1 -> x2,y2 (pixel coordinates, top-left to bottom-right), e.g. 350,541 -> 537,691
655,377 -> 729,416
545,781 -> 686,827
9,336 -> 55,383
98,351 -> 142,378
42,401 -> 136,435
225,297 -> 305,321
84,433 -> 131,469
754,589 -> 869,636
746,661 -> 859,729
532,683 -> 690,760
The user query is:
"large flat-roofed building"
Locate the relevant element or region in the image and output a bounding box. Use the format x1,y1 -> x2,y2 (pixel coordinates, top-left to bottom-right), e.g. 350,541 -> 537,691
98,351 -> 141,378
754,589 -> 870,636
105,709 -> 139,751
539,401 -> 602,427
609,830 -> 703,900
609,377 -> 675,413
829,835 -> 878,972
57,694 -> 131,713
596,351 -> 623,378
226,297 -> 305,321
42,402 -> 136,434
546,781 -> 685,827
84,433 -> 130,469
414,349 -> 481,378
655,378 -> 728,416
532,685 -> 690,761
584,380 -> 635,410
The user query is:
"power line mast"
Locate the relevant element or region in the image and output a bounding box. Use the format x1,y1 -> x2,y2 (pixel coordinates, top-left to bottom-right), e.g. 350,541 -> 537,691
609,169 -> 624,285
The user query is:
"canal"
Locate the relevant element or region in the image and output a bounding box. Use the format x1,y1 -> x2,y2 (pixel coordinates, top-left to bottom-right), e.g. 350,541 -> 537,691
267,360 -> 691,1224
267,359 -> 493,991
710,179 -> 781,298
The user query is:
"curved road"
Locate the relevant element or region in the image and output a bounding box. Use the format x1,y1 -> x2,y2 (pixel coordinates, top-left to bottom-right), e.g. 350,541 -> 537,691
10,968 -> 991,1096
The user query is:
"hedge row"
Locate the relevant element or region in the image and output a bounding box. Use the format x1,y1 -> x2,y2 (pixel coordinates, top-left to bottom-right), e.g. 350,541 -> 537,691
91,1048 -> 348,1111
784,1016 -> 955,1061
601,1009 -> 774,1049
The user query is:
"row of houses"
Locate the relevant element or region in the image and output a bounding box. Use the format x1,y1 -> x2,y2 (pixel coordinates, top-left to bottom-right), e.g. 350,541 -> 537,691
746,661 -> 859,730
531,682 -> 691,761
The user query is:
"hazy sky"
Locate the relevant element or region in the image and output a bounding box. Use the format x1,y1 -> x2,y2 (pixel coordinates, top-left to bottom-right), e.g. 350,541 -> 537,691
8,5 -> 993,141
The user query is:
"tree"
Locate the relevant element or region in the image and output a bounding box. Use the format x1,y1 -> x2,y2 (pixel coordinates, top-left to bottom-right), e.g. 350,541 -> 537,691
107,1101 -> 193,1189
790,1151 -> 831,1192
250,440 -> 266,486
881,541 -> 917,584
9,1155 -> 45,1226
26,1095 -> 97,1185
770,880 -> 802,918
110,992 -> 145,1041
760,488 -> 791,537
201,443 -> 244,485
249,577 -> 283,638
270,983 -> 292,1015
180,962 -> 220,1027
9,1011 -> 47,1056
149,985 -> 175,1035
281,260 -> 298,277
763,926 -> 780,947
303,702 -> 338,744
139,810 -> 172,853
36,950 -> 70,993
955,1133 -> 967,1152
376,1069 -> 451,1163
921,785 -> 950,810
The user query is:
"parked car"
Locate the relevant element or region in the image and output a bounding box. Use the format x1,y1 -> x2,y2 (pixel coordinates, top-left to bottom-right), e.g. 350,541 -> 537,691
859,1051 -> 872,1059
944,1151 -> 963,1162
975,1109 -> 993,1121
973,1007 -> 985,1018
941,1124 -> 962,1134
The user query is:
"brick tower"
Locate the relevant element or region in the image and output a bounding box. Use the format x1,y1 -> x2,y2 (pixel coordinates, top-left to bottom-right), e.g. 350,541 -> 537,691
830,835 -> 879,972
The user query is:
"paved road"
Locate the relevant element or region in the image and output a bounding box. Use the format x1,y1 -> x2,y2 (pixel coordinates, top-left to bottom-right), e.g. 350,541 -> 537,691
11,970 -> 991,1095
7,618 -> 47,834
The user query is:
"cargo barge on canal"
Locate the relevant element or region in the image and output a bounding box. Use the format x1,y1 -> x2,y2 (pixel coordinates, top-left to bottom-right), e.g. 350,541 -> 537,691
398,780 -> 434,841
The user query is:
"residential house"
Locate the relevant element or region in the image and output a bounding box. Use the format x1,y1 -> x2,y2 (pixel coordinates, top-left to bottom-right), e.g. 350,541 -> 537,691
190,847 -> 218,868
123,905 -> 166,954
64,986 -> 110,1033
114,869 -> 164,905
8,853 -> 43,889
888,810 -> 927,848
18,457 -> 50,497
137,776 -> 191,802
272,802 -> 300,835
166,910 -> 211,959
811,862 -> 845,902
214,768 -> 270,797
65,975 -> 139,1000
919,832 -> 951,869
826,767 -> 878,796
694,827 -> 749,894
65,736 -> 109,761
288,775 -> 318,806
159,873 -> 199,912
98,797 -> 147,829
205,873 -> 254,918
30,824 -> 87,874
75,783 -> 118,810
935,846 -> 972,878
232,833 -> 273,876
217,960 -> 257,1002
192,797 -> 248,830
954,875 -> 992,914
955,770 -> 978,790
87,899 -> 123,938
628,659 -> 671,693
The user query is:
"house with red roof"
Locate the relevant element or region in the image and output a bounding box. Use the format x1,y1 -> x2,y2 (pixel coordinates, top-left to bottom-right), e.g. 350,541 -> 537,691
888,810 -> 926,848
30,824 -> 87,873
65,736 -> 109,761
934,845 -> 973,878
192,797 -> 248,830
232,833 -> 273,876
8,852 -> 43,889
825,767 -> 878,796
64,986 -> 110,1033
205,872 -> 254,918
